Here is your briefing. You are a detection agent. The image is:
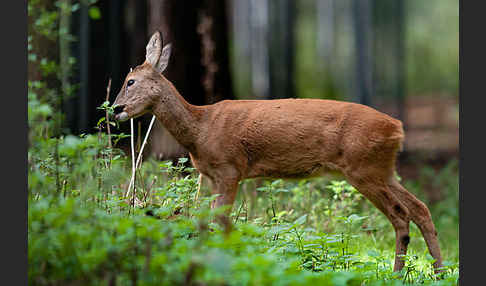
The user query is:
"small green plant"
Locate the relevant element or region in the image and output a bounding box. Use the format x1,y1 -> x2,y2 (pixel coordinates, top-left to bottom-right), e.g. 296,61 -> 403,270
256,179 -> 289,222
322,180 -> 363,231
155,158 -> 200,217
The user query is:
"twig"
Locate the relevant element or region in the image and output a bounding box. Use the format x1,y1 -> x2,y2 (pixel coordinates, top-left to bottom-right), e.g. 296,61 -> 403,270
143,176 -> 157,204
126,118 -> 136,198
126,115 -> 157,197
104,78 -> 113,169
195,173 -> 203,202
135,116 -> 156,169
105,78 -> 112,151
136,167 -> 147,194
137,121 -> 142,152
234,199 -> 245,224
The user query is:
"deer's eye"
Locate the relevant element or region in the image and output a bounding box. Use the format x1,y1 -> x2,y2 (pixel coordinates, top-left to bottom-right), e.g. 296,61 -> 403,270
127,79 -> 135,87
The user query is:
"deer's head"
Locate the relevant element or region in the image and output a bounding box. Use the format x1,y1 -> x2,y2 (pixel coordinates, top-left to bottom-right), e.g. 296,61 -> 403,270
113,31 -> 172,121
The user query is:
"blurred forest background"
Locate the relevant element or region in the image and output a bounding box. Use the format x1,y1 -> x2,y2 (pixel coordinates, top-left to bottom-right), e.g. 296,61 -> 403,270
28,0 -> 458,201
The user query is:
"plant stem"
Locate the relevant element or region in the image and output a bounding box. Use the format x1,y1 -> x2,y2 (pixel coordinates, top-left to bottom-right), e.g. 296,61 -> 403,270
105,78 -> 113,166
126,115 -> 156,198
195,173 -> 202,202
127,118 -> 136,198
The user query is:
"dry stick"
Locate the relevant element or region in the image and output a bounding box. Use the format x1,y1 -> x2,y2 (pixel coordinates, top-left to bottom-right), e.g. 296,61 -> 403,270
125,115 -> 157,198
143,176 -> 157,204
105,78 -> 113,167
234,199 -> 245,224
195,173 -> 203,202
105,79 -> 113,149
127,118 -> 136,199
137,121 -> 142,152
135,116 -> 157,169
133,167 -> 147,207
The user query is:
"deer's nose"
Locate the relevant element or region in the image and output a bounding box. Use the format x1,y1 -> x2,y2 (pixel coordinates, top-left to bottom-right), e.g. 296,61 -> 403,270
113,105 -> 125,115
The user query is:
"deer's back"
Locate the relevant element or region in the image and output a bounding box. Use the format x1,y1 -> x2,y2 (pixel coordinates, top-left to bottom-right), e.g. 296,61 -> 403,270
197,98 -> 404,179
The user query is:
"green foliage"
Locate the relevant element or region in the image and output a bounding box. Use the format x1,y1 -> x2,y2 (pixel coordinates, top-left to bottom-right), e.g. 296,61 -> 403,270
88,6 -> 102,20
29,145 -> 459,285
30,193 -> 374,285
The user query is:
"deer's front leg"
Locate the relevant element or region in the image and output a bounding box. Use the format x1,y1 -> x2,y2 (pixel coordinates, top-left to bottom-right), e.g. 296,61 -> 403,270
209,175 -> 240,212
205,168 -> 240,233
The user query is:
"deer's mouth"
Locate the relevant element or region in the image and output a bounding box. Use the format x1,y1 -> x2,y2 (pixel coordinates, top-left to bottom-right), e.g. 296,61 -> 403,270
115,112 -> 129,122
113,105 -> 130,122
113,104 -> 149,122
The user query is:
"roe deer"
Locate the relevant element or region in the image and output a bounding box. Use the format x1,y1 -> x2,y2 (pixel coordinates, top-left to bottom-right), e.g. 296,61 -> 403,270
112,31 -> 443,273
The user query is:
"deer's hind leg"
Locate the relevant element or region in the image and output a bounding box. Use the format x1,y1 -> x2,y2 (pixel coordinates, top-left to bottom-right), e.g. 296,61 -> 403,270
345,172 -> 411,272
387,178 -> 443,273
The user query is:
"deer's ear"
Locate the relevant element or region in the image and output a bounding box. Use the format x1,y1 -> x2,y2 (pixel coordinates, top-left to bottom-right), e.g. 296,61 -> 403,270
154,43 -> 172,73
145,31 -> 162,67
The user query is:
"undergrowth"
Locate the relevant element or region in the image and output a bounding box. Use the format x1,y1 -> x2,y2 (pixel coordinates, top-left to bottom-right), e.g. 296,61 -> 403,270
28,130 -> 459,285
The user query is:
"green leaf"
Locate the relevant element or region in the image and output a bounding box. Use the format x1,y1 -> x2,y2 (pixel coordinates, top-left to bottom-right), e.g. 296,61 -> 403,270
293,214 -> 307,226
71,3 -> 80,12
256,187 -> 268,192
97,117 -> 106,126
88,6 -> 101,20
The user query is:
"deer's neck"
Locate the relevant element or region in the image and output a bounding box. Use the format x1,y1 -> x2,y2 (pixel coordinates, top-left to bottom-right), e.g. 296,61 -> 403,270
152,78 -> 204,154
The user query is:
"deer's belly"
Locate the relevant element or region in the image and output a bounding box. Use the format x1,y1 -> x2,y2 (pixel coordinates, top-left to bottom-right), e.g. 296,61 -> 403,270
246,160 -> 342,180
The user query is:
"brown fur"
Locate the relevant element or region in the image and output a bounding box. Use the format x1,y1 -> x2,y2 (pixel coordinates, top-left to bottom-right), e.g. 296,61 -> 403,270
113,31 -> 443,273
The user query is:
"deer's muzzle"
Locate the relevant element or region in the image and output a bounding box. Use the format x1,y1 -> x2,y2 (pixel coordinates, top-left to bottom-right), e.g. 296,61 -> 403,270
114,112 -> 129,122
112,104 -> 129,122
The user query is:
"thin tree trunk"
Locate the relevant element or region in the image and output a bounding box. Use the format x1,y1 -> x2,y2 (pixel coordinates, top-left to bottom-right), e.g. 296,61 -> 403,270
268,0 -> 295,99
394,0 -> 406,129
316,0 -> 335,68
231,0 -> 252,99
249,0 -> 270,99
352,0 -> 373,106
198,0 -> 235,104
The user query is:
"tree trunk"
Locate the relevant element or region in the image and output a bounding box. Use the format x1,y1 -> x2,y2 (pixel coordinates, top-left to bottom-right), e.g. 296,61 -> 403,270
268,0 -> 295,99
353,0 -> 373,107
249,0 -> 270,99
